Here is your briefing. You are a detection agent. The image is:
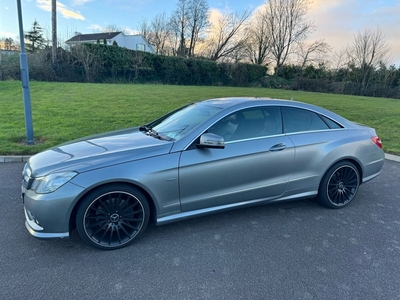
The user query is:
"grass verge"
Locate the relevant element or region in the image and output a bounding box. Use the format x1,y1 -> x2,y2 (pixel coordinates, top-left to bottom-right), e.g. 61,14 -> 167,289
0,81 -> 399,155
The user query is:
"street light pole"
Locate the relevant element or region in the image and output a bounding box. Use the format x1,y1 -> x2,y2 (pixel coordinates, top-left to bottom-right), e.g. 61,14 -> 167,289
16,0 -> 34,145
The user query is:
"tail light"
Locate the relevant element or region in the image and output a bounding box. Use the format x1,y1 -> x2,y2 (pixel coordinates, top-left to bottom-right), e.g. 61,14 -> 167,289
371,136 -> 382,149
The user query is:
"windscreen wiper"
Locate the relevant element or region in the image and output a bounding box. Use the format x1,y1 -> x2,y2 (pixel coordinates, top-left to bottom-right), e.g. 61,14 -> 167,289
140,125 -> 166,140
139,125 -> 151,132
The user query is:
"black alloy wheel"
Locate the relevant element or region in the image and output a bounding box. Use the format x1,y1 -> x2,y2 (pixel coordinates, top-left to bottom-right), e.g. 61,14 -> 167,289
318,161 -> 360,208
76,184 -> 150,250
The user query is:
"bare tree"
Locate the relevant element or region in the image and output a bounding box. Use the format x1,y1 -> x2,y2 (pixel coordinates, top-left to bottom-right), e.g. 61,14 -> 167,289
166,21 -> 180,56
4,38 -> 17,50
169,0 -> 209,57
264,0 -> 314,74
71,44 -> 101,82
139,18 -> 152,42
330,49 -> 348,70
296,39 -> 331,68
202,9 -> 252,61
140,14 -> 176,55
170,0 -> 190,56
187,0 -> 209,57
52,0 -> 57,63
346,27 -> 391,89
102,24 -> 123,33
151,13 -> 171,55
245,9 -> 271,65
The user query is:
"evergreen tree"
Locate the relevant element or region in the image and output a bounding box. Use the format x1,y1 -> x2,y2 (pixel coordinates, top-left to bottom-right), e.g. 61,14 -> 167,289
25,20 -> 45,52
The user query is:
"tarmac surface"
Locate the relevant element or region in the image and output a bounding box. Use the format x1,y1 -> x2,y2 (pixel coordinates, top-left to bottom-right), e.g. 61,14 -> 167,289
0,159 -> 399,299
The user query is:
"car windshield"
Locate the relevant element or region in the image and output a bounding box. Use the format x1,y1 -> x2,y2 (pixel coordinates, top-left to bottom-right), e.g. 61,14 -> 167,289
144,103 -> 222,141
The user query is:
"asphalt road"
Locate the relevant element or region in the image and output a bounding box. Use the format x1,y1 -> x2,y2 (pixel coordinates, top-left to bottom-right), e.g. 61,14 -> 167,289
1,160 -> 399,300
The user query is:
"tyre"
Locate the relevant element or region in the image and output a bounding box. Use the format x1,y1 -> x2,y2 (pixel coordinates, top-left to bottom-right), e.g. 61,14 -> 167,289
318,161 -> 360,208
76,184 -> 150,250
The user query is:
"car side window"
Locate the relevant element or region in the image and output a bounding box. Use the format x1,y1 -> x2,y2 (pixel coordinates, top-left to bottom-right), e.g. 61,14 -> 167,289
320,115 -> 343,129
282,107 -> 330,133
208,107 -> 282,142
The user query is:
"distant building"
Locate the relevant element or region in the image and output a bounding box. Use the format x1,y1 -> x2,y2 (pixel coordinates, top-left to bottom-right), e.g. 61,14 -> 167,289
65,32 -> 155,54
0,50 -> 19,55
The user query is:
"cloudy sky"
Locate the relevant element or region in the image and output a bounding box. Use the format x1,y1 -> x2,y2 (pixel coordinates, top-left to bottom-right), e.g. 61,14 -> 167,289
1,0 -> 399,66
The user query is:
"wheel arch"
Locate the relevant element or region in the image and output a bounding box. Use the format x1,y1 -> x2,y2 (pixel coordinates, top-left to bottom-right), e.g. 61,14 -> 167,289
68,181 -> 158,234
317,158 -> 362,208
320,157 -> 363,188
339,158 -> 363,184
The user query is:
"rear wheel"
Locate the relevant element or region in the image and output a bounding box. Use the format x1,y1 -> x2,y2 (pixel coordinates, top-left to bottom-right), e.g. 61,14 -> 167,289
318,161 -> 360,208
76,184 -> 150,250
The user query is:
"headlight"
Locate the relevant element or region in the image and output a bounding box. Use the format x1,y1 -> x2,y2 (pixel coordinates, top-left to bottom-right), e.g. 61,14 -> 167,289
32,172 -> 78,194
22,163 -> 32,186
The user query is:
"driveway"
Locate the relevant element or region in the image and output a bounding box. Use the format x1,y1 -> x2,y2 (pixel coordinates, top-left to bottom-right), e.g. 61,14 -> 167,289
1,160 -> 399,299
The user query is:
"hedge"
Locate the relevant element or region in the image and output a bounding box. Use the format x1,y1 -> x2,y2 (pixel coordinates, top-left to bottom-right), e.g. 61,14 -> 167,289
0,44 -> 267,87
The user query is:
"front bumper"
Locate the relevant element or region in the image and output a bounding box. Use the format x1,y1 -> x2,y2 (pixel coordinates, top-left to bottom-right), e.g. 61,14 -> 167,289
24,207 -> 69,239
22,182 -> 85,239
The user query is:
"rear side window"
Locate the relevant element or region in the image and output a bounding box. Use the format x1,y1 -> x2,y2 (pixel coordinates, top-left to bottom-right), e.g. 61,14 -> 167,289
282,107 -> 330,133
320,115 -> 343,129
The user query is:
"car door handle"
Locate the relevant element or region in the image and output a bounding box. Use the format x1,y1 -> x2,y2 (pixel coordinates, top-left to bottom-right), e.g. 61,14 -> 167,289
269,143 -> 287,151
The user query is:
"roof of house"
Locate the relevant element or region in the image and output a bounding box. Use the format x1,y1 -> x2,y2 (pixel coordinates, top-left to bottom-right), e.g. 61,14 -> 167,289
66,32 -> 122,43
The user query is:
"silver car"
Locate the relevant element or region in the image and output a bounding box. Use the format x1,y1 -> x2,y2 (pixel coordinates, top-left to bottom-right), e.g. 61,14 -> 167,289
22,98 -> 384,249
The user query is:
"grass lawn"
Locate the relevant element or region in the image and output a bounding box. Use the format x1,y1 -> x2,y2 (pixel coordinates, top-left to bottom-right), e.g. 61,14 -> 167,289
0,81 -> 399,155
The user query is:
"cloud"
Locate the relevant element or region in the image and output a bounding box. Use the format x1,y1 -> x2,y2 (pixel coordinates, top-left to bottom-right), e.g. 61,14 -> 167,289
208,8 -> 223,26
305,0 -> 400,65
36,0 -> 85,20
121,27 -> 140,35
87,24 -> 103,32
103,0 -> 150,12
0,31 -> 19,39
71,0 -> 92,5
87,24 -> 139,35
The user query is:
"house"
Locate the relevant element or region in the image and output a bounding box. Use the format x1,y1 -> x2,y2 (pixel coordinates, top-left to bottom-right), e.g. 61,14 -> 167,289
65,32 -> 155,54
0,49 -> 19,56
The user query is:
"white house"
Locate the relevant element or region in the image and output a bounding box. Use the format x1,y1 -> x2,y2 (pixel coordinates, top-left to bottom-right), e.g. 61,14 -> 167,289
65,32 -> 155,54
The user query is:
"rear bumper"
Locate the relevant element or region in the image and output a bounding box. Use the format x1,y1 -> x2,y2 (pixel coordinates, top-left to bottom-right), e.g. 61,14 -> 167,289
362,154 -> 385,183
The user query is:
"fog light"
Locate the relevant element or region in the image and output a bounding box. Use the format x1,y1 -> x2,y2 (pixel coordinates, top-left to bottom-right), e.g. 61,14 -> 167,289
24,207 -> 44,231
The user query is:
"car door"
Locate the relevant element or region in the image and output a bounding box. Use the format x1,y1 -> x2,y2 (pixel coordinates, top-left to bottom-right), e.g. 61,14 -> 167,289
178,106 -> 295,212
281,106 -> 346,193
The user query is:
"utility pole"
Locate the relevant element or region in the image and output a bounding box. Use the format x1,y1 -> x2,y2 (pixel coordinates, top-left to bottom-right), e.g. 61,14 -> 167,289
52,0 -> 57,64
16,0 -> 34,144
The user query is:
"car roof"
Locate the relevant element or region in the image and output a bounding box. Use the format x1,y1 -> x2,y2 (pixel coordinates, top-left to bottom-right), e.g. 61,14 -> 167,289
201,97 -> 316,109
201,97 -> 277,107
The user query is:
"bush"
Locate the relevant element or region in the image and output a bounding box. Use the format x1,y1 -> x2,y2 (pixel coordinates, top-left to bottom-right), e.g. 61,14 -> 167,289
161,56 -> 190,85
219,63 -> 266,86
0,53 -> 20,80
261,75 -> 293,90
185,58 -> 220,85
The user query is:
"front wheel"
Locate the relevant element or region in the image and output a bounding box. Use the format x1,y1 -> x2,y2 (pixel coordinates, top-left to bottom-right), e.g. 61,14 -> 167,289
318,161 -> 360,208
76,184 -> 150,250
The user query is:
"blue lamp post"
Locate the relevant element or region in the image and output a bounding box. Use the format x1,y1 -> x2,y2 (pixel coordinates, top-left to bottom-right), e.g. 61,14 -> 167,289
16,0 -> 34,145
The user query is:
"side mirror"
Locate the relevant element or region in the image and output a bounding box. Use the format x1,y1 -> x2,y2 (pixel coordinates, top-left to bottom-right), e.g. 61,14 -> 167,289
197,133 -> 225,149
